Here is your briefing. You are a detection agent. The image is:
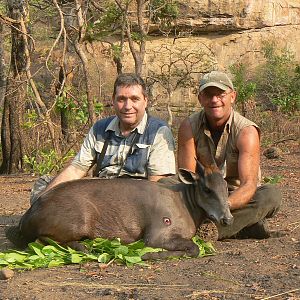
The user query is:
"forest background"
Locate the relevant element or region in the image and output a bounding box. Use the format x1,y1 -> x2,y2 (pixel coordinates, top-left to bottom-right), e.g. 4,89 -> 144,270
0,0 -> 299,176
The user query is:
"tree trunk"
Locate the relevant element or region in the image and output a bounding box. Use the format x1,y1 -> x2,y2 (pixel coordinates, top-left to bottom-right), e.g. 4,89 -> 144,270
74,41 -> 96,126
0,95 -> 9,173
56,65 -> 70,141
0,23 -> 6,108
74,0 -> 96,127
0,0 -> 28,173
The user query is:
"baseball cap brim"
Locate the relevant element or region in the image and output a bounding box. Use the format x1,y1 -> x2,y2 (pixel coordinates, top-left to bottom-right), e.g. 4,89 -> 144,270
199,82 -> 229,92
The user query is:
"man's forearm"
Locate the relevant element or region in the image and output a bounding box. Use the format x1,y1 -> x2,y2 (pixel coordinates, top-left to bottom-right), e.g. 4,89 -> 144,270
45,165 -> 87,192
228,183 -> 257,210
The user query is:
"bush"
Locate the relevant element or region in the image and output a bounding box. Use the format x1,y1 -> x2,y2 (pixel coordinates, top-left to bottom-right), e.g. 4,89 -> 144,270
23,149 -> 76,175
230,63 -> 256,115
55,91 -> 103,126
255,41 -> 300,114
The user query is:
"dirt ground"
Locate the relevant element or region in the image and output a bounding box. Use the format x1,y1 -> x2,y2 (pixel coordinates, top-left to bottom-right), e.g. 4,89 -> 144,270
0,141 -> 299,300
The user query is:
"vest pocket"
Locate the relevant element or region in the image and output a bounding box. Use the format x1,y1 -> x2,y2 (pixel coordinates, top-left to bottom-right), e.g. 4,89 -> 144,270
125,144 -> 150,174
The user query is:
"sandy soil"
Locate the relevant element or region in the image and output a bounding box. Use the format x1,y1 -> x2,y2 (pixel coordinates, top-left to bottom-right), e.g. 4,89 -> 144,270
0,142 -> 299,300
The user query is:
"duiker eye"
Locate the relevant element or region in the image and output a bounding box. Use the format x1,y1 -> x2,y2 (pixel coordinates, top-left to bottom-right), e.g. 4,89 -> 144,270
163,217 -> 171,226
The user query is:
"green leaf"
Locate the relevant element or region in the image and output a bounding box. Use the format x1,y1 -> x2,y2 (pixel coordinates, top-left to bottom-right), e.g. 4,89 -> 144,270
0,259 -> 9,266
192,236 -> 216,257
127,240 -> 146,249
137,247 -> 164,257
84,253 -> 98,260
263,175 -> 283,184
110,238 -> 122,247
29,243 -> 45,258
124,256 -> 142,264
43,239 -> 70,253
98,253 -> 111,263
3,252 -> 28,263
114,245 -> 129,256
27,255 -> 43,261
48,259 -> 66,268
42,245 -> 64,255
71,254 -> 83,264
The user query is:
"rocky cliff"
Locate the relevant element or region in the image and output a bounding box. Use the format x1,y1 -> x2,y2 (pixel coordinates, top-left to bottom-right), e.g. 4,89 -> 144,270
113,0 -> 300,114
173,0 -> 300,32
87,1 -> 300,117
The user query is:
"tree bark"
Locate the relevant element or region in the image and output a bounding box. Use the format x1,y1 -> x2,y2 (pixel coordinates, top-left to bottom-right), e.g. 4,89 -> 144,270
0,0 -> 28,173
74,0 -> 96,126
0,23 -> 6,108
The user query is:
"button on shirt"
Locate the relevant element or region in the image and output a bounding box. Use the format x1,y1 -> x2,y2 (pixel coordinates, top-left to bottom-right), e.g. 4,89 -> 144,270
71,113 -> 176,178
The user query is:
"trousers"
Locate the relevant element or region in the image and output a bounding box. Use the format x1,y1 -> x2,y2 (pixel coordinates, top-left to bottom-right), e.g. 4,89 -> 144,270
217,184 -> 282,239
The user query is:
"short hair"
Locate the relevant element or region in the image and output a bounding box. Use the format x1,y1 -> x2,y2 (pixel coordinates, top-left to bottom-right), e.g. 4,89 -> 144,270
113,73 -> 147,98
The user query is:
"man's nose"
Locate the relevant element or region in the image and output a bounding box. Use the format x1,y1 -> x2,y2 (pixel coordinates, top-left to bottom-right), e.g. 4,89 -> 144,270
124,99 -> 133,109
211,95 -> 220,102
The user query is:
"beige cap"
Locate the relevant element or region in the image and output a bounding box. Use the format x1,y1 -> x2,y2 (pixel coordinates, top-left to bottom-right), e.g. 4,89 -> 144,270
199,71 -> 234,92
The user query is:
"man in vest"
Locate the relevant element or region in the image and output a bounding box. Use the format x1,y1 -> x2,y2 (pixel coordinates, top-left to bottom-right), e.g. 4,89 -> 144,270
177,70 -> 282,239
31,73 -> 176,203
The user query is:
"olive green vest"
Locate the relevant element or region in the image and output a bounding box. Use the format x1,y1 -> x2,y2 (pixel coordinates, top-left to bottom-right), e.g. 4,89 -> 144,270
189,109 -> 261,191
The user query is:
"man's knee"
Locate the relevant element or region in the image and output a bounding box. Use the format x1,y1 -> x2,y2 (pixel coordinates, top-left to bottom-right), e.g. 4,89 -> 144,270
254,184 -> 282,215
30,175 -> 53,205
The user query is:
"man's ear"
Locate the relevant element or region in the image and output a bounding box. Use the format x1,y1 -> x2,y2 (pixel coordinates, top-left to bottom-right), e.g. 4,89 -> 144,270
178,168 -> 199,184
111,95 -> 116,106
230,90 -> 237,104
198,93 -> 205,107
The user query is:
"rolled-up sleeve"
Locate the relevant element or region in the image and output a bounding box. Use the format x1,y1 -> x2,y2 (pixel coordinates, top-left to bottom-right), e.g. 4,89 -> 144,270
147,126 -> 176,176
71,126 -> 97,171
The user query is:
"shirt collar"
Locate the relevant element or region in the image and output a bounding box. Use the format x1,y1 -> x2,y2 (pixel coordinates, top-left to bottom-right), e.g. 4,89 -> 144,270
105,113 -> 148,135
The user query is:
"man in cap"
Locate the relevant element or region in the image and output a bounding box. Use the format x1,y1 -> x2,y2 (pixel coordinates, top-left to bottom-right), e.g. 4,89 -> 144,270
177,70 -> 282,240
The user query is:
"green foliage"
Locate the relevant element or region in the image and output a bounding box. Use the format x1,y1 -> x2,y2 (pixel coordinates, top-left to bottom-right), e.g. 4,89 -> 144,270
23,149 -> 75,175
230,63 -> 256,105
111,44 -> 122,60
150,0 -> 179,28
192,236 -> 216,257
130,32 -> 146,43
263,175 -> 283,184
56,91 -> 103,125
255,41 -> 300,113
0,236 -> 216,270
86,2 -> 123,41
0,2 -> 6,14
270,94 -> 300,113
22,109 -> 39,129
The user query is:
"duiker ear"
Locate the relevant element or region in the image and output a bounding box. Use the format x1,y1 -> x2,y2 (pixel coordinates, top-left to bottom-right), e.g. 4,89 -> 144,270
195,159 -> 208,187
195,160 -> 205,178
178,168 -> 199,184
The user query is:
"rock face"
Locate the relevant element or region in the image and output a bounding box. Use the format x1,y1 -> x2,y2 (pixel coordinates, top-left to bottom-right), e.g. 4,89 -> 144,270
173,0 -> 300,32
95,1 -> 300,116
138,0 -> 300,114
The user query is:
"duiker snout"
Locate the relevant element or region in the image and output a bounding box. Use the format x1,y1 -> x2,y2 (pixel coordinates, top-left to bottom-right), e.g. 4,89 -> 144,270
220,214 -> 234,226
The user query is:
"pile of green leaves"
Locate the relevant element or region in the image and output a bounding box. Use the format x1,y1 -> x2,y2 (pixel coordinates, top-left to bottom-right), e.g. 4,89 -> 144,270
0,236 -> 215,270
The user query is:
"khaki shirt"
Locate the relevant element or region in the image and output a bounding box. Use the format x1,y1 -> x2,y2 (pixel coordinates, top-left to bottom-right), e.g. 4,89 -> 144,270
189,109 -> 261,191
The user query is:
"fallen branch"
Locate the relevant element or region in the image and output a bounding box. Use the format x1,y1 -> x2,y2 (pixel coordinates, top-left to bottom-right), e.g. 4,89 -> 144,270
260,288 -> 300,300
272,136 -> 297,146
